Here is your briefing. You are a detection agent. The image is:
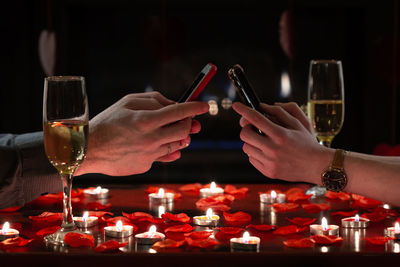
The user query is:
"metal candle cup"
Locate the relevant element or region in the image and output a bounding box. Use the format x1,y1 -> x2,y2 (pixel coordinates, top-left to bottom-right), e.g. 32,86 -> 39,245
73,212 -> 98,228
230,232 -> 260,251
341,215 -> 369,228
148,188 -> 174,204
200,182 -> 224,198
104,221 -> 133,238
259,190 -> 286,204
83,186 -> 109,199
193,209 -> 220,227
310,217 -> 339,236
135,226 -> 165,245
385,223 -> 400,240
0,222 -> 19,241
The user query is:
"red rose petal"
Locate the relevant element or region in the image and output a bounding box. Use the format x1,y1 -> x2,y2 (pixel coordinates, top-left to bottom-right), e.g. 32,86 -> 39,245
286,191 -> 312,202
164,224 -> 195,233
29,212 -> 63,223
302,203 -> 331,213
325,191 -> 351,201
351,194 -> 383,209
162,212 -> 190,223
286,217 -> 316,226
179,183 -> 202,193
36,226 -> 60,236
246,224 -> 276,231
184,231 -> 213,240
185,237 -> 220,248
283,238 -> 314,248
271,203 -> 299,213
86,202 -> 111,210
273,225 -> 307,235
223,211 -> 251,226
224,185 -> 248,197
215,227 -> 243,235
64,232 -> 95,247
364,236 -> 394,245
152,239 -> 186,249
361,207 -> 398,222
196,194 -> 235,211
311,235 -> 343,245
122,211 -> 153,220
331,210 -> 359,217
94,240 -> 128,252
0,237 -> 33,250
0,206 -> 22,213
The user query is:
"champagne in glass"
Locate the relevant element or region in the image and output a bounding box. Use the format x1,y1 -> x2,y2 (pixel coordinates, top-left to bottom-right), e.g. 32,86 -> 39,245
43,76 -> 89,245
307,60 -> 344,148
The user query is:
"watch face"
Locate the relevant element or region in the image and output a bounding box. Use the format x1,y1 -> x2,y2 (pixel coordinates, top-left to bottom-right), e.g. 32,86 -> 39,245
321,169 -> 347,192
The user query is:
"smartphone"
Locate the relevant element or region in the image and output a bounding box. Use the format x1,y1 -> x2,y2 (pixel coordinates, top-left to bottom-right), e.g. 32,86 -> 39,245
178,63 -> 217,102
227,64 -> 263,113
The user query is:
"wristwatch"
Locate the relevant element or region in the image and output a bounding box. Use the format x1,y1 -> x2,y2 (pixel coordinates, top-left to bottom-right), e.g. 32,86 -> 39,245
321,149 -> 348,192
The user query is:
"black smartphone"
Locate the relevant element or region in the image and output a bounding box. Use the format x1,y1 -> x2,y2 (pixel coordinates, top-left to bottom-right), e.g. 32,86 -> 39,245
178,63 -> 217,103
228,64 -> 265,134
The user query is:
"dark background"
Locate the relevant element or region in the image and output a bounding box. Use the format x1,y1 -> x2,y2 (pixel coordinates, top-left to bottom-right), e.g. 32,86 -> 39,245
0,0 -> 399,184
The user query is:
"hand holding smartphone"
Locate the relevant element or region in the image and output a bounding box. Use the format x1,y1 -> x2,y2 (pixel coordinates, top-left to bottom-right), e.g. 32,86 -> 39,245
178,63 -> 217,102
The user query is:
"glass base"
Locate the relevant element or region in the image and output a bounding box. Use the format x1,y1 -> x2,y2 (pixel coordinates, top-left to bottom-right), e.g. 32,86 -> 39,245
44,228 -> 84,246
305,185 -> 327,198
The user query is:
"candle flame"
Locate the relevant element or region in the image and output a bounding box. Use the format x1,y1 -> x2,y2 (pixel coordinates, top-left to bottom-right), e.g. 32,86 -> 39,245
321,217 -> 328,231
383,204 -> 390,209
116,220 -> 123,232
158,188 -> 165,197
210,182 -> 216,192
243,231 -> 250,243
270,190 -> 277,199
158,205 -> 165,217
149,225 -> 157,234
83,211 -> 89,222
354,214 -> 359,222
2,222 -> 10,234
395,222 -> 400,234
206,208 -> 213,219
94,186 -> 102,194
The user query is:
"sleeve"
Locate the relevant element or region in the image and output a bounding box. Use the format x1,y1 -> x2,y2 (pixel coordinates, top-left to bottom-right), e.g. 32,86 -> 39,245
0,132 -> 61,209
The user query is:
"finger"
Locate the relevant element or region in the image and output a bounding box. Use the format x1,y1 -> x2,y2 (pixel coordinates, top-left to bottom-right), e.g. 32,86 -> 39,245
156,150 -> 181,162
232,102 -> 284,139
242,142 -> 265,162
155,135 -> 191,158
239,117 -> 250,128
240,125 -> 272,151
130,91 -> 175,106
155,117 -> 192,144
190,119 -> 201,134
124,97 -> 164,110
274,102 -> 314,133
146,101 -> 209,129
259,103 -> 303,130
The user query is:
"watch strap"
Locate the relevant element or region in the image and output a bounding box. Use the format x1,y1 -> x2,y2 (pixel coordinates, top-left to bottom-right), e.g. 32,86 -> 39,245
331,149 -> 346,170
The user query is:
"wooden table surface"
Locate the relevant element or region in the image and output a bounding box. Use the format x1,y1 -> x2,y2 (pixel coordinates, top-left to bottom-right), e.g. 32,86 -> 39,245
0,183 -> 399,267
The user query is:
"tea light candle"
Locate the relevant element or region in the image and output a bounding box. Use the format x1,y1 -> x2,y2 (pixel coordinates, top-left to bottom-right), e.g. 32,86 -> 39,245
259,190 -> 286,204
104,220 -> 133,238
385,222 -> 400,240
310,217 -> 339,236
135,225 -> 165,245
148,188 -> 174,204
0,222 -> 19,241
74,211 -> 98,228
193,208 -> 220,227
230,231 -> 260,251
341,214 -> 369,228
200,182 -> 224,197
84,186 -> 109,199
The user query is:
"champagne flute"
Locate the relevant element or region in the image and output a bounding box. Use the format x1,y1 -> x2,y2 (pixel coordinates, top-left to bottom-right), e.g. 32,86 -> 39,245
43,76 -> 89,245
307,60 -> 345,148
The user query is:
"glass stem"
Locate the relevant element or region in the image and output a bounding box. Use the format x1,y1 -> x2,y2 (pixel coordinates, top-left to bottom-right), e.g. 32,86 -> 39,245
60,173 -> 75,231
